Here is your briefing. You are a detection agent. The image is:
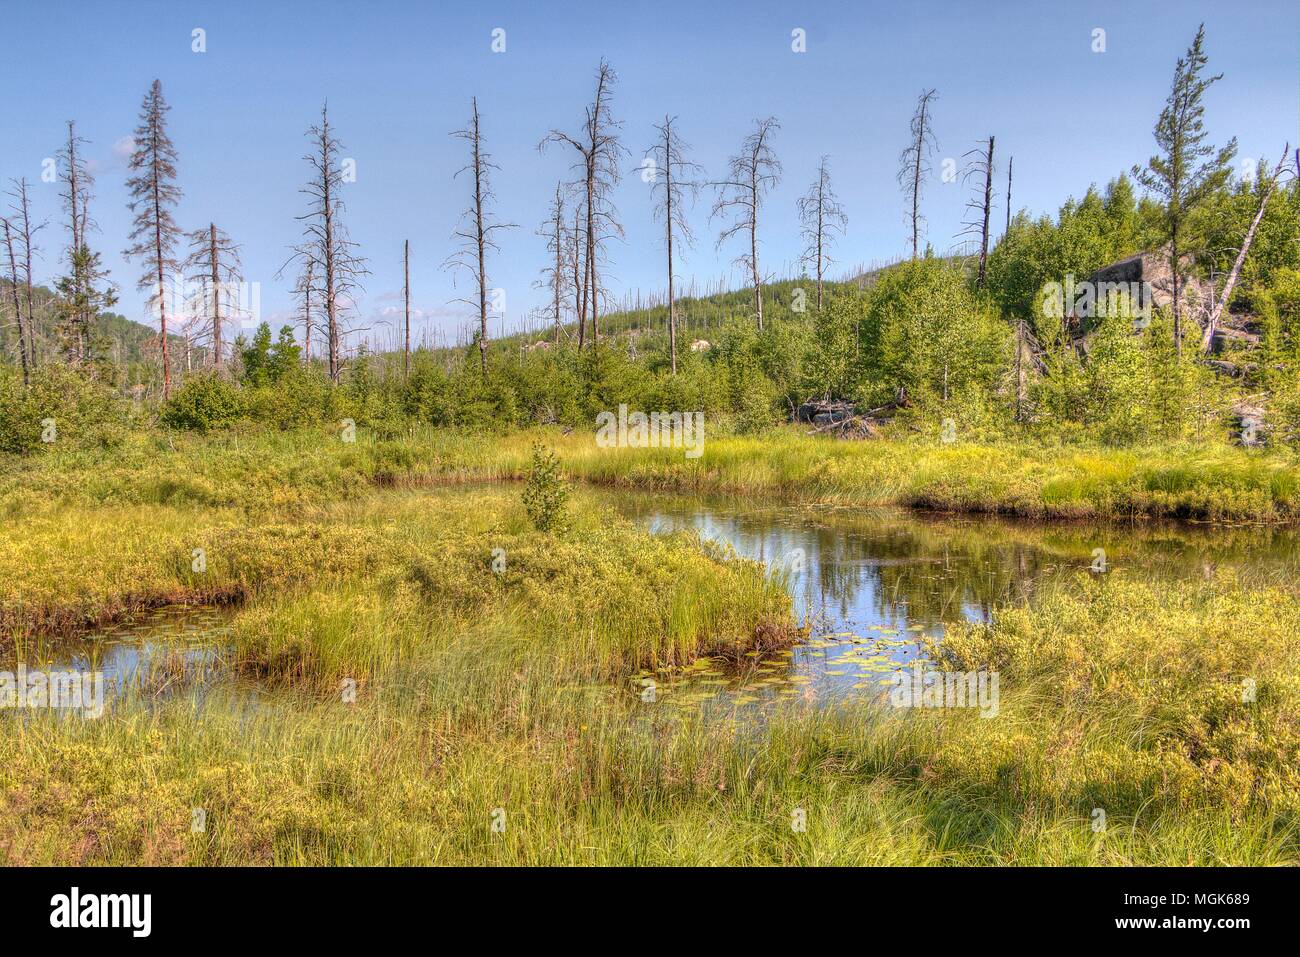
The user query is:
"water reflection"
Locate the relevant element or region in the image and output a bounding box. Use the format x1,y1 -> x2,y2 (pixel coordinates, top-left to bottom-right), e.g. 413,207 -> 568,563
612,492 -> 1300,704
2,605 -> 231,695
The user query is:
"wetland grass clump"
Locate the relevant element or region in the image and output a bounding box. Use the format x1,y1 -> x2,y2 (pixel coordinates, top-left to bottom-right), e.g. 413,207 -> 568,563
6,425 -> 1300,523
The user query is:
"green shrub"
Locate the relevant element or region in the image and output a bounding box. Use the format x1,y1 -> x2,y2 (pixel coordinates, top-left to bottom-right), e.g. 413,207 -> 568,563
0,364 -> 130,455
160,372 -> 244,432
521,443 -> 568,532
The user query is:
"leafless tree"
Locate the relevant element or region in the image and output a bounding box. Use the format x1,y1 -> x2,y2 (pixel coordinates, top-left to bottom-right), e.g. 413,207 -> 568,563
403,239 -> 411,377
797,155 -> 847,311
56,120 -> 110,364
959,136 -> 995,288
283,103 -> 368,383
58,121 -> 92,263
181,223 -> 242,371
445,97 -> 516,374
5,178 -> 42,379
292,257 -> 316,365
1200,143 -> 1294,352
568,201 -> 586,345
1,218 -> 29,385
124,80 -> 183,398
898,89 -> 938,259
541,59 -> 626,347
646,115 -> 702,373
535,183 -> 572,346
712,116 -> 781,330
1005,156 -> 1014,236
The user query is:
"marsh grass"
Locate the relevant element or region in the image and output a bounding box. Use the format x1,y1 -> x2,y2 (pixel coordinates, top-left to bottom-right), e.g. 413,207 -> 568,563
6,424 -> 1300,523
2,437 -> 1299,865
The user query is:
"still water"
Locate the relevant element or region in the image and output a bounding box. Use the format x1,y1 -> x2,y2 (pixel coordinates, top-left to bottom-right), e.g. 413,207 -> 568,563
609,492 -> 1300,706
12,491 -> 1300,711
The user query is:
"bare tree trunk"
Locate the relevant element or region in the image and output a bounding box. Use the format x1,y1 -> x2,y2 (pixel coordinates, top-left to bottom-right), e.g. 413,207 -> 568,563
209,223 -> 223,371
572,204 -> 585,349
815,175 -> 824,311
2,219 -> 29,386
1005,156 -> 1013,236
13,179 -> 38,373
552,200 -> 563,346
910,96 -> 928,259
403,238 -> 411,377
751,149 -> 763,331
323,149 -> 339,381
978,136 -> 994,288
1200,144 -> 1292,353
586,157 -> 597,345
665,128 -> 677,374
472,105 -> 489,374
303,259 -> 313,365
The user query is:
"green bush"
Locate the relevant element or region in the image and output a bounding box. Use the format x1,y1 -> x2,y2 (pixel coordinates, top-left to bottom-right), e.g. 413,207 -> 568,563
521,443 -> 568,532
0,364 -> 130,455
160,372 -> 244,432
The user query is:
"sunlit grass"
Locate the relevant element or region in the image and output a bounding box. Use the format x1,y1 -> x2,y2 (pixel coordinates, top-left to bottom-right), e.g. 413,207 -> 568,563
2,434 -> 1298,865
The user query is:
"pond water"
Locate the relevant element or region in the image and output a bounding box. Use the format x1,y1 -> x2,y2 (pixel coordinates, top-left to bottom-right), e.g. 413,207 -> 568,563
11,491 -> 1300,714
607,492 -> 1300,709
2,605 -> 230,696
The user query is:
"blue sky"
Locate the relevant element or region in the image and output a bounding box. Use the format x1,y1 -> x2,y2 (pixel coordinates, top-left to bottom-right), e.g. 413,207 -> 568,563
3,0 -> 1297,350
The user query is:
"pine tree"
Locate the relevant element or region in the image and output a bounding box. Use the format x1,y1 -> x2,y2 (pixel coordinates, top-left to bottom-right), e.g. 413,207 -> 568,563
124,80 -> 183,398
1133,24 -> 1237,357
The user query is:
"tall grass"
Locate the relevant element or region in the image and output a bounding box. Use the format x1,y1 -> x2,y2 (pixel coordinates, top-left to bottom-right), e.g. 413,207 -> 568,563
2,485 -> 1297,863
3,434 -> 1299,865
5,424 -> 1299,522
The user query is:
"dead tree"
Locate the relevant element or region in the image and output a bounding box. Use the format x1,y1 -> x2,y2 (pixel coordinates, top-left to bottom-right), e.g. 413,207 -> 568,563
1005,156 -> 1014,236
293,257 -> 316,365
712,117 -> 782,330
1,218 -> 29,385
568,202 -> 586,346
535,184 -> 571,347
898,89 -> 938,259
646,115 -> 702,373
124,80 -> 183,398
797,155 -> 847,311
959,136 -> 995,288
403,239 -> 411,377
1200,143 -> 1294,353
55,120 -> 103,363
182,223 -> 242,371
541,60 -> 625,347
285,103 -> 368,383
446,97 -> 516,374
4,178 -> 42,380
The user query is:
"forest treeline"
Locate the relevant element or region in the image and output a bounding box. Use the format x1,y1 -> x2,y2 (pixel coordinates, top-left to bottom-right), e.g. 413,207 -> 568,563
2,24 -> 1298,454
